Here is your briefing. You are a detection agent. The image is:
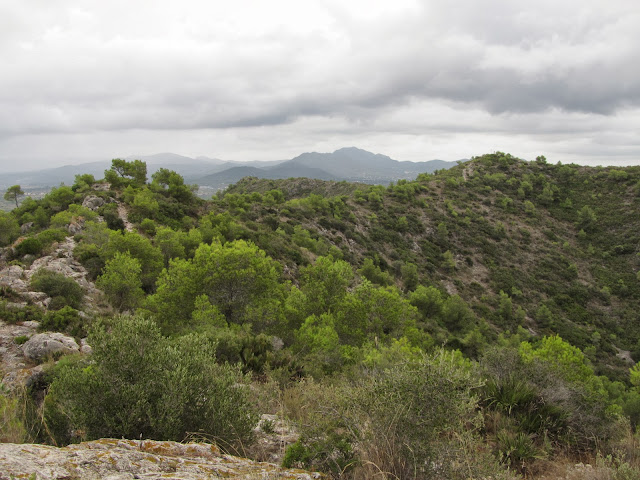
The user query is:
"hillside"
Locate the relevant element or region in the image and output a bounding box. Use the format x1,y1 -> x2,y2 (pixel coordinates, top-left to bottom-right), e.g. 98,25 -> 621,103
216,153 -> 640,378
1,152 -> 640,479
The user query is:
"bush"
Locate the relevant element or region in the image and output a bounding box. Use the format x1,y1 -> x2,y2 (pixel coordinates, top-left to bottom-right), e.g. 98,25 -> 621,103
286,350 -> 510,479
139,218 -> 156,236
39,306 -> 85,337
73,242 -> 104,280
0,301 -> 43,324
96,252 -> 144,312
0,391 -> 26,443
0,211 -> 19,247
30,269 -> 84,310
100,203 -> 125,231
481,346 -> 618,458
36,228 -> 67,248
43,315 -> 257,451
15,237 -> 43,256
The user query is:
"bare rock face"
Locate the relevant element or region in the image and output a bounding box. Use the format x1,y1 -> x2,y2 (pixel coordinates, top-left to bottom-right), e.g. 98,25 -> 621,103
251,414 -> 301,465
0,439 -> 322,480
67,219 -> 85,235
0,320 -> 40,388
22,332 -> 80,363
82,195 -> 107,211
91,182 -> 111,191
0,265 -> 28,292
20,222 -> 34,234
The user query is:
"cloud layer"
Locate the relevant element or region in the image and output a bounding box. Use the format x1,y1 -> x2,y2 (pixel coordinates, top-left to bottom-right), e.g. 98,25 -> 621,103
1,0 -> 639,169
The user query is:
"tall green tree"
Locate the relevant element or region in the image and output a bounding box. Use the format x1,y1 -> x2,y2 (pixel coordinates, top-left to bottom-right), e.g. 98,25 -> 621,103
148,240 -> 283,332
96,252 -> 144,311
104,159 -> 147,188
104,230 -> 163,291
4,185 -> 24,208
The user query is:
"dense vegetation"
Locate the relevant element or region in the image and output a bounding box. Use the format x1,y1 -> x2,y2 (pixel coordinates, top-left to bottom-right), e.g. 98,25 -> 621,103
1,153 -> 640,478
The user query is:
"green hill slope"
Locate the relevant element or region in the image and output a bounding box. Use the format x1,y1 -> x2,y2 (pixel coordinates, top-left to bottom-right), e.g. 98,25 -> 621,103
214,153 -> 640,379
2,152 -> 640,478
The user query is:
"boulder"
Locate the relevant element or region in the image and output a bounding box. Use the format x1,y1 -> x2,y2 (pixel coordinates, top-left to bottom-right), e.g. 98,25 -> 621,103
0,265 -> 27,292
82,195 -> 106,210
0,320 -> 40,389
91,182 -> 111,191
22,332 -> 80,363
21,291 -> 48,303
67,219 -> 84,234
0,439 -> 322,479
20,222 -> 34,234
80,337 -> 93,354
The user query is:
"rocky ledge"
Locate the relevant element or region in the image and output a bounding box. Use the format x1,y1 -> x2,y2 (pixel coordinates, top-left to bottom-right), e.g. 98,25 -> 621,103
0,438 -> 321,479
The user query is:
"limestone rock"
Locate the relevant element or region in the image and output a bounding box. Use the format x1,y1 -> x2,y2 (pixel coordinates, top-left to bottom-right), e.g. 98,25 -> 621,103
20,221 -> 34,234
92,182 -> 111,191
0,439 -> 322,480
80,337 -> 93,354
82,195 -> 106,210
0,265 -> 27,292
67,219 -> 84,234
21,291 -> 48,303
0,320 -> 39,388
251,414 -> 300,465
22,332 -> 80,363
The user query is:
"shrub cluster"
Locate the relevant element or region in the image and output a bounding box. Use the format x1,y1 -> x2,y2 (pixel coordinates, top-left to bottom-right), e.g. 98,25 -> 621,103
43,315 -> 257,452
29,269 -> 84,310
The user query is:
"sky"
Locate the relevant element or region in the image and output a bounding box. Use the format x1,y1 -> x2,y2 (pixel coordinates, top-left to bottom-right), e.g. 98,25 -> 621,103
1,0 -> 639,172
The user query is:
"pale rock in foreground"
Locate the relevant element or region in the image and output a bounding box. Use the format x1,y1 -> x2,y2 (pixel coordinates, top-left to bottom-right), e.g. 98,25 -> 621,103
22,332 -> 80,363
0,438 -> 322,480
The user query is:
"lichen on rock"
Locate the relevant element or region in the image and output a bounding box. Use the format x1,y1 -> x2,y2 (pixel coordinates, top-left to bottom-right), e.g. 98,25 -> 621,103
0,438 -> 322,480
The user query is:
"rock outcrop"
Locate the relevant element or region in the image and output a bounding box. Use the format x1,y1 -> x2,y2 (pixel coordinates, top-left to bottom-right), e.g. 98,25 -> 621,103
0,265 -> 28,292
0,320 -> 41,387
81,195 -> 108,211
21,332 -> 80,363
250,414 -> 300,465
0,235 -> 100,388
0,235 -> 101,309
0,438 -> 321,480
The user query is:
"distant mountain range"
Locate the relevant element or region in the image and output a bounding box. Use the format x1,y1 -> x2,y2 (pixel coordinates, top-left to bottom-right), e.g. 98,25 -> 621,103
0,148 -> 463,191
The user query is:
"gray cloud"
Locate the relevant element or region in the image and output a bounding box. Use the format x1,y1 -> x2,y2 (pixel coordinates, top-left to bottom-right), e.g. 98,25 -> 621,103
0,0 -> 639,169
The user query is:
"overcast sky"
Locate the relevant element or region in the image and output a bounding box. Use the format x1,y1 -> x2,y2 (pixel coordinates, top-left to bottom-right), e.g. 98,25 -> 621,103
1,0 -> 639,172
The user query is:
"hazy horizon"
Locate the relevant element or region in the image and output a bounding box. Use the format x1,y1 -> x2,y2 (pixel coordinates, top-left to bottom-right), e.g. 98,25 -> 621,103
0,147 -> 466,175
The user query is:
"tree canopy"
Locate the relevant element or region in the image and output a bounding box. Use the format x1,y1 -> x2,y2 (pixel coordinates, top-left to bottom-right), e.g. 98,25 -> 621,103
4,185 -> 24,208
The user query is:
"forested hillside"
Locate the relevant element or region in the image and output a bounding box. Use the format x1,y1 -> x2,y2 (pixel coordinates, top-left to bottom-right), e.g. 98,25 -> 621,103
1,152 -> 640,479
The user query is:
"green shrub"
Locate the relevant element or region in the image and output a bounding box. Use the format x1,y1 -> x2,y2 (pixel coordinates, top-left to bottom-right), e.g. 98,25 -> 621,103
0,211 -> 19,247
139,218 -> 156,236
35,228 -> 68,249
30,270 -> 84,310
96,252 -> 144,312
99,203 -> 125,231
39,306 -> 85,337
286,350 -> 509,479
495,429 -> 545,470
481,346 -> 617,457
282,440 -> 311,469
15,237 -> 43,256
43,315 -> 257,451
73,242 -> 104,280
0,391 -> 27,442
0,301 -> 43,324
